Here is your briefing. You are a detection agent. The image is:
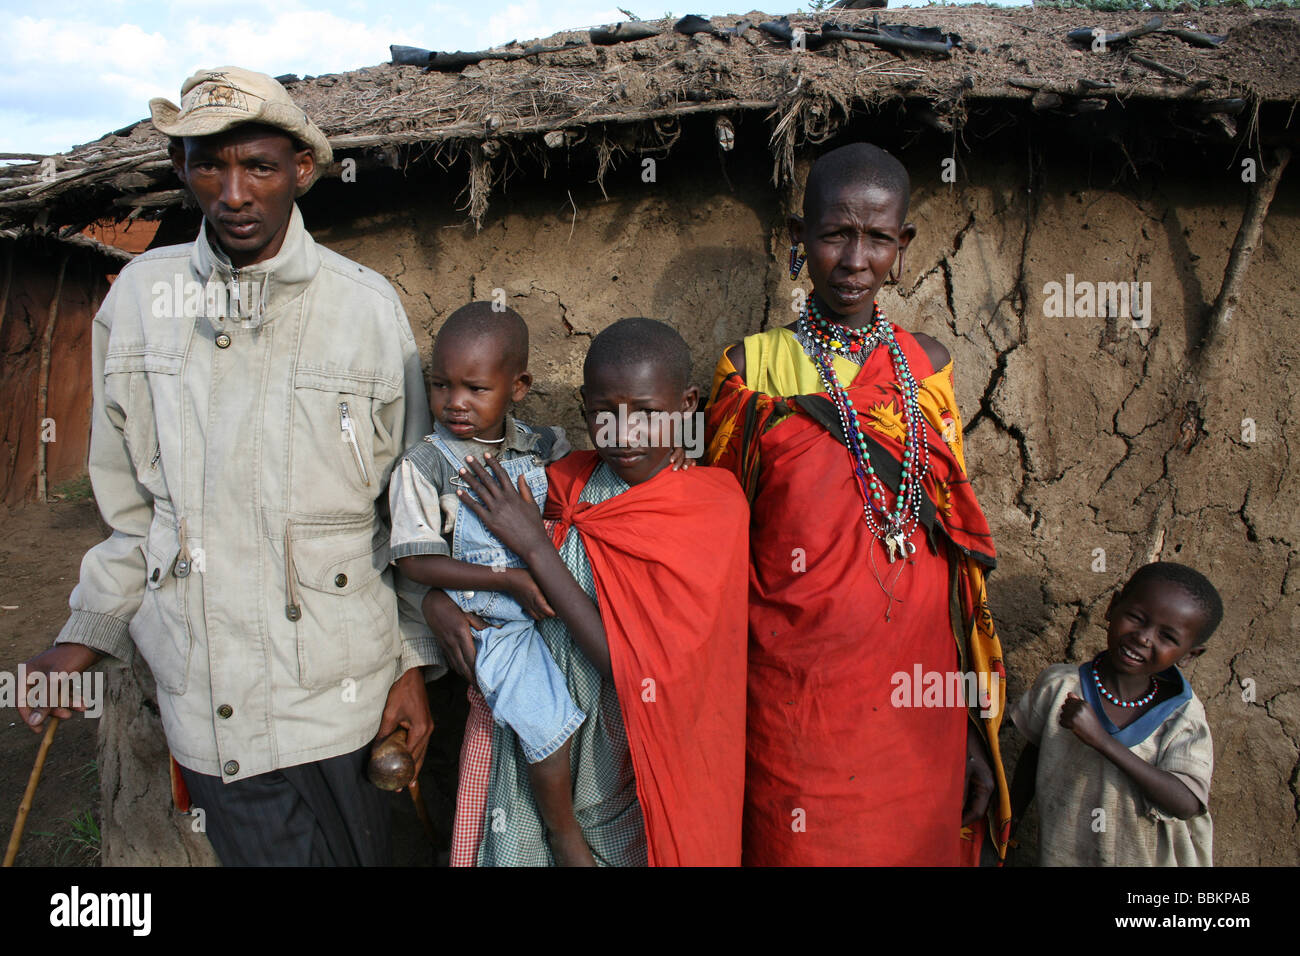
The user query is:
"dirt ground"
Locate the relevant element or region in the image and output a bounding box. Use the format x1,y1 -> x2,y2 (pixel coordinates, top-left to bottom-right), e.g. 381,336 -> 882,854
0,498 -> 106,866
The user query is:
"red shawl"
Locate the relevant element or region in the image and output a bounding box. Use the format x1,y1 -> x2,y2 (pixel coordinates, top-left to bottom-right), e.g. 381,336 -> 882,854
542,451 -> 750,866
705,328 -> 1010,866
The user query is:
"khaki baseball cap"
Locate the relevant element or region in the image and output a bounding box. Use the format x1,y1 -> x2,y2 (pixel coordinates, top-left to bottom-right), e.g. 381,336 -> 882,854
150,66 -> 333,194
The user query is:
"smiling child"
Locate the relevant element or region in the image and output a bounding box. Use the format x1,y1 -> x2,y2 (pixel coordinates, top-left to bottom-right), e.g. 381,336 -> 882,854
1009,562 -> 1222,866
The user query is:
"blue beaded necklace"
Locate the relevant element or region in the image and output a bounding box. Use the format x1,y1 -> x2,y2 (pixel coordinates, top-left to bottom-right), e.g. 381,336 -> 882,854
796,297 -> 931,566
1090,652 -> 1159,708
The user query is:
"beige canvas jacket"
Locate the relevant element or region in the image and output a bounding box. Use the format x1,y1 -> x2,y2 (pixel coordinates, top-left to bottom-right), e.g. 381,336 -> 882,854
56,205 -> 441,781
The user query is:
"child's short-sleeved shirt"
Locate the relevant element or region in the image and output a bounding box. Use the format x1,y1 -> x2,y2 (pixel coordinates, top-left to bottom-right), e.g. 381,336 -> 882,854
1010,662 -> 1214,867
388,416 -> 569,561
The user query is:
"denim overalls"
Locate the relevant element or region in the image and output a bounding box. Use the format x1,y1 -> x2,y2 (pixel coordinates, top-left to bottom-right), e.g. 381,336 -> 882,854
431,433 -> 585,763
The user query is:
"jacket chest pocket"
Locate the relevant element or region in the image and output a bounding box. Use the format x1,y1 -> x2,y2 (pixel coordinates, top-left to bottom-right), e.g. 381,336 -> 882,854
291,366 -> 401,513
104,348 -> 185,501
284,519 -> 400,689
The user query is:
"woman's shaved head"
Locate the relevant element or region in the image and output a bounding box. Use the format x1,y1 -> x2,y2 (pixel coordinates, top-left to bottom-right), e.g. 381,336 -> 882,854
803,143 -> 911,225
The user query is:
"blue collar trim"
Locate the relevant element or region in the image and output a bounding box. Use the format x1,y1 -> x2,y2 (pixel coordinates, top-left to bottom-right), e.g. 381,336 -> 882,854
1077,661 -> 1191,747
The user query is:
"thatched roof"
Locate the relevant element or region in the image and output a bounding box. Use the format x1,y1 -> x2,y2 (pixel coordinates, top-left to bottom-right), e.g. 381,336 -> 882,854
1,5 -> 1297,232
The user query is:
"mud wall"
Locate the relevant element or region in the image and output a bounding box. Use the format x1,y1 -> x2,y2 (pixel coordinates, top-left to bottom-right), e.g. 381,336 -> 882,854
0,242 -> 109,508
92,114 -> 1297,865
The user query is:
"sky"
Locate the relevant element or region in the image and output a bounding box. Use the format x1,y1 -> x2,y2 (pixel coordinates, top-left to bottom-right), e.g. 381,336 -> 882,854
0,0 -> 1029,156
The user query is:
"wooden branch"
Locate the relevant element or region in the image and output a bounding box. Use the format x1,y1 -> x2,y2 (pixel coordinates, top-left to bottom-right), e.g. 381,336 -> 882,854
1205,147 -> 1291,351
1129,53 -> 1189,82
36,253 -> 67,503
328,98 -> 781,151
111,188 -> 186,209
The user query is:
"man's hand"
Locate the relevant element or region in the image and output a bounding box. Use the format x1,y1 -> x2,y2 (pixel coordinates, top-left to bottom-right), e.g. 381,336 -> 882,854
961,725 -> 995,826
420,588 -> 487,683
17,643 -> 101,732
1059,693 -> 1108,749
504,568 -> 555,621
376,667 -> 433,790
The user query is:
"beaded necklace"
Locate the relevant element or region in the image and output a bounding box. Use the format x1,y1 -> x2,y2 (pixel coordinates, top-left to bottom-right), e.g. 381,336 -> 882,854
1090,652 -> 1159,708
795,297 -> 931,567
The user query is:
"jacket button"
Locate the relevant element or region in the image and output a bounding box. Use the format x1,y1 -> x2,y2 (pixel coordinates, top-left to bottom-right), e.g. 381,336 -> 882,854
217,704 -> 233,719
286,604 -> 301,621
215,333 -> 232,349
150,567 -> 161,583
223,760 -> 239,776
334,573 -> 348,588
464,590 -> 475,599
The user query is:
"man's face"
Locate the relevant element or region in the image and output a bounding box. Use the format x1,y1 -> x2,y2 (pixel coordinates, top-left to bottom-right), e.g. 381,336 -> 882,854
171,124 -> 314,269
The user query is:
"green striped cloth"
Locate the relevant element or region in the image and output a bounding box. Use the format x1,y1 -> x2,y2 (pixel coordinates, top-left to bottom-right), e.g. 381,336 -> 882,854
478,462 -> 649,867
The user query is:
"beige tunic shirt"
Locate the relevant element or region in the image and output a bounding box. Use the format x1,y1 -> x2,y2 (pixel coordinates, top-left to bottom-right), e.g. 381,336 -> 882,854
1011,662 -> 1214,866
56,206 -> 440,781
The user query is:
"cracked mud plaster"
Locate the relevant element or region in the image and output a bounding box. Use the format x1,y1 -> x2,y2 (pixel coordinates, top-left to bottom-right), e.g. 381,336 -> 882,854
93,152 -> 1297,865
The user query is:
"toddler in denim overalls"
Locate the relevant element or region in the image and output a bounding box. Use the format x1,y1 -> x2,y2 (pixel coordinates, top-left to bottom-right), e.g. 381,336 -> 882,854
428,429 -> 585,761
389,302 -> 597,864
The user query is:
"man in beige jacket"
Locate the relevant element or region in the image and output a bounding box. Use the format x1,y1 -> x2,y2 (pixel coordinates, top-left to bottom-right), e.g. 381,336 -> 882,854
17,67 -> 440,865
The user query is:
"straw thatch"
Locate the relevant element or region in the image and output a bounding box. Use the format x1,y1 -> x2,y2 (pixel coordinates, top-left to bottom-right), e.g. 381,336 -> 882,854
1,6 -> 1297,231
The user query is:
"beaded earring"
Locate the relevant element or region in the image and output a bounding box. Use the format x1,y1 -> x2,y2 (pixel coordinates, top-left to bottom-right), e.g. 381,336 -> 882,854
789,244 -> 806,281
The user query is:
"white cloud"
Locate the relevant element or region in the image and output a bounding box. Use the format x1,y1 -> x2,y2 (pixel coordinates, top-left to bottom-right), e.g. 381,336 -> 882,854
173,10 -> 423,78
479,2 -> 626,48
0,1 -> 760,155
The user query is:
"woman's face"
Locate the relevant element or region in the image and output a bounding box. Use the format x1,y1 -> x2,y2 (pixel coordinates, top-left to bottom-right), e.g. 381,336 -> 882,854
790,183 -> 914,328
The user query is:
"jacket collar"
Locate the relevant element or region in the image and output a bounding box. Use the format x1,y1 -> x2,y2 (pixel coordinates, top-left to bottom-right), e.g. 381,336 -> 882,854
190,204 -> 320,332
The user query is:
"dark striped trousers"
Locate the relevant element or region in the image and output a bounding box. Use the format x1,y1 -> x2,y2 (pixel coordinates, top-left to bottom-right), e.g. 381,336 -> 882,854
180,745 -> 392,866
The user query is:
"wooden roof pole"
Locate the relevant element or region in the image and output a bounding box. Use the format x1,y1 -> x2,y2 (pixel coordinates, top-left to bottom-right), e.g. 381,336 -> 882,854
36,252 -> 68,503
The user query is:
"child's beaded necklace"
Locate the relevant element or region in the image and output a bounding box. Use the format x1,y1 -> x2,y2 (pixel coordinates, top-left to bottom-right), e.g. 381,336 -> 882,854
1090,651 -> 1160,709
795,296 -> 931,570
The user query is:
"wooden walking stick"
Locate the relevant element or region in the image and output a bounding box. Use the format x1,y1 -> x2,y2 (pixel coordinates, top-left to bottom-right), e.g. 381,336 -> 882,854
407,780 -> 437,846
367,727 -> 438,845
3,716 -> 60,867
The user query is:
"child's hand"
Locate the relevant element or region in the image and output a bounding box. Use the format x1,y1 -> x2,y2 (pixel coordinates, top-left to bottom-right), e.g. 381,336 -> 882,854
505,568 -> 556,620
457,453 -> 550,555
668,446 -> 697,471
1059,693 -> 1108,749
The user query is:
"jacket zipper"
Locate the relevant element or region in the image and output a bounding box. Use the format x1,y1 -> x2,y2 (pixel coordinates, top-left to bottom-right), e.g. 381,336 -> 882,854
229,267 -> 241,318
338,402 -> 371,486
284,519 -> 301,621
149,444 -> 161,470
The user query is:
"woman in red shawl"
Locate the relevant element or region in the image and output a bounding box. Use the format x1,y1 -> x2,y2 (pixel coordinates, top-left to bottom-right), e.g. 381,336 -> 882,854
705,143 -> 1011,865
